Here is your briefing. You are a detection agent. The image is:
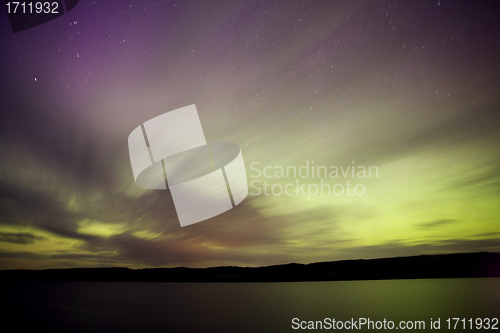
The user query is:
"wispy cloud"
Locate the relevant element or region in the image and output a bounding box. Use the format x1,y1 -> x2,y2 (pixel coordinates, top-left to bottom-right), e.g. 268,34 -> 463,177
417,219 -> 459,229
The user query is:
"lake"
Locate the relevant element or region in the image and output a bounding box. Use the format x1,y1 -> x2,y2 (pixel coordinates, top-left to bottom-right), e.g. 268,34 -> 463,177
2,278 -> 499,332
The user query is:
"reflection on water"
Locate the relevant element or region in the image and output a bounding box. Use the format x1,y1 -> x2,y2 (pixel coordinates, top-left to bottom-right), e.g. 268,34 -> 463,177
2,278 -> 499,332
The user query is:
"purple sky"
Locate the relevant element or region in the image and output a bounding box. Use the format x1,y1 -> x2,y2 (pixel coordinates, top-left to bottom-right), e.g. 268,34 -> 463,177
1,0 -> 500,270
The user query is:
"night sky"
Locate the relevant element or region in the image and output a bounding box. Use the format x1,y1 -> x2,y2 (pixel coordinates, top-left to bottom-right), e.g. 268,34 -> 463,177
1,0 -> 499,270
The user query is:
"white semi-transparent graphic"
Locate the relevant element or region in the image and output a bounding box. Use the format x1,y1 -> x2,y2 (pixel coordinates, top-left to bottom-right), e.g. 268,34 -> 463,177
128,105 -> 248,227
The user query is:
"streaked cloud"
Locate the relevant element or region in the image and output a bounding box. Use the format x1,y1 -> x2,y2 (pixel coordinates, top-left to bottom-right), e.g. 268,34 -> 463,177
0,0 -> 499,270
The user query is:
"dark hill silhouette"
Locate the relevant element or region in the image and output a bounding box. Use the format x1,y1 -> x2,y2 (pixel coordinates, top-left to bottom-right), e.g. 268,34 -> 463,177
1,252 -> 499,282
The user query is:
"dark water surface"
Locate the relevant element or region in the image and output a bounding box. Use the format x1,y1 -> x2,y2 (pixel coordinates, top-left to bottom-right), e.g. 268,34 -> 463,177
2,278 -> 499,332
